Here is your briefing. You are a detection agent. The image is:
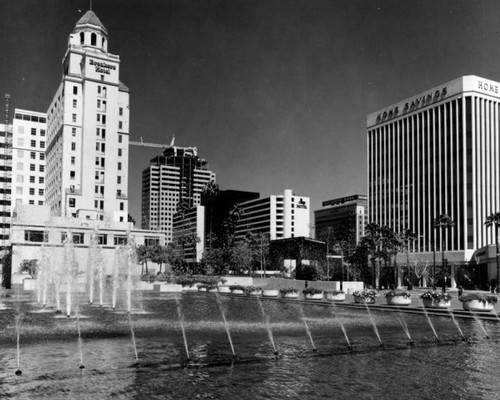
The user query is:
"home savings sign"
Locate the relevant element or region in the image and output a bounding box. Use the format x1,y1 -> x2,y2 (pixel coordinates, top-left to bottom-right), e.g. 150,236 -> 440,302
89,59 -> 116,75
376,87 -> 448,123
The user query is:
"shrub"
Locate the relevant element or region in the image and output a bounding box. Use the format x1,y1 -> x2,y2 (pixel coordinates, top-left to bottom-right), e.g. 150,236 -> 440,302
420,291 -> 452,301
385,290 -> 412,299
353,289 -> 379,300
459,293 -> 498,304
303,287 -> 323,295
229,284 -> 246,292
280,287 -> 299,295
245,286 -> 262,293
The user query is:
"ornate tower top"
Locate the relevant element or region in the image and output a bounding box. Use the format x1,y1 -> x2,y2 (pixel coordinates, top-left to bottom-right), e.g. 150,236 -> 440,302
68,10 -> 108,52
75,10 -> 108,35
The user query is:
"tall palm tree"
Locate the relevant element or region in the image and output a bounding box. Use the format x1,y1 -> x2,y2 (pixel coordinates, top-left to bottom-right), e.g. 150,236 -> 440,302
202,181 -> 219,251
401,229 -> 418,286
485,212 -> 500,292
433,214 -> 455,290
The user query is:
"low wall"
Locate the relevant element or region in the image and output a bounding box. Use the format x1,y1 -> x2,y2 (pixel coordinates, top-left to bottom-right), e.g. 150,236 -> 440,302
220,276 -> 254,286
153,283 -> 183,293
251,278 -> 364,293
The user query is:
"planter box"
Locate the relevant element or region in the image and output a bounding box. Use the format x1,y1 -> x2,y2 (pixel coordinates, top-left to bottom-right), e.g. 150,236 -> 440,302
247,289 -> 262,296
218,286 -> 231,293
462,299 -> 494,312
325,292 -> 346,302
198,287 -> 208,292
422,298 -> 451,308
282,292 -> 299,299
182,285 -> 199,292
230,289 -> 245,295
304,292 -> 324,300
208,287 -> 218,293
386,296 -> 411,306
354,295 -> 376,304
262,289 -> 279,297
23,278 -> 37,291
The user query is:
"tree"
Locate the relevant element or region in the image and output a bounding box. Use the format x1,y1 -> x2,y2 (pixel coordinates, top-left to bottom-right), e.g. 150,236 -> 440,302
400,229 -> 417,287
485,212 -> 500,292
202,180 -> 220,251
136,244 -> 151,274
246,232 -> 270,277
433,214 -> 455,291
20,259 -> 38,278
151,245 -> 175,274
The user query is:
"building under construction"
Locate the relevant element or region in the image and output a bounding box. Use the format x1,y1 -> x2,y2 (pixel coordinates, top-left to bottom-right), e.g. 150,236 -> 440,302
141,145 -> 215,242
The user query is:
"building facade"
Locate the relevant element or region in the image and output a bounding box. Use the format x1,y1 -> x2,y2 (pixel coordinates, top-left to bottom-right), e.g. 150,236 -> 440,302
46,10 -> 129,222
0,120 -> 12,254
172,205 -> 205,263
11,109 -> 47,210
314,194 -> 367,245
234,189 -> 310,241
141,146 -> 215,242
367,75 -> 500,269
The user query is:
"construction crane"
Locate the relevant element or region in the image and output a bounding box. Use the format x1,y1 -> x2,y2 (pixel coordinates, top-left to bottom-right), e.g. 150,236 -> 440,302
129,135 -> 175,149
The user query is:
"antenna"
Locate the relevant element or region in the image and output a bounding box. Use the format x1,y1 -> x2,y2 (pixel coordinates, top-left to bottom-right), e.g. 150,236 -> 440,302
90,0 -> 92,11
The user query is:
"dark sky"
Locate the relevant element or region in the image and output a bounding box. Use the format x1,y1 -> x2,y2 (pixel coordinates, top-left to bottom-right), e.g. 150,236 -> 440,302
0,0 -> 498,226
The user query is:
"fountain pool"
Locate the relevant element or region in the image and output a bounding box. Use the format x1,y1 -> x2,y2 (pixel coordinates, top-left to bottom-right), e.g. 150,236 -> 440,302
1,291 -> 500,399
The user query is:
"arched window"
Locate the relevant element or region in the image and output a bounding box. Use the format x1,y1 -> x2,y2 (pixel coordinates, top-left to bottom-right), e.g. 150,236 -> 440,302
102,38 -> 105,47
91,33 -> 97,46
80,32 -> 84,44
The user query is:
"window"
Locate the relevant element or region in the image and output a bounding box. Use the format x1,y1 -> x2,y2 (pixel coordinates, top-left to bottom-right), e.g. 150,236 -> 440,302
119,202 -> 124,211
29,176 -> 35,183
30,140 -> 36,147
40,141 -> 45,149
70,171 -> 75,179
72,114 -> 77,122
118,134 -> 122,143
30,164 -> 35,171
39,177 -> 44,184
17,150 -> 24,158
29,188 -> 35,195
73,86 -> 78,95
80,32 -> 84,44
97,234 -> 107,245
39,153 -> 45,160
72,127 -> 76,136
91,32 -> 96,45
40,130 -> 45,137
31,128 -> 36,135
39,165 -> 44,172
119,121 -> 123,130
71,142 -> 76,151
71,156 -> 75,165
95,157 -> 100,166
118,148 -> 122,157
38,189 -> 44,196
25,230 -> 47,243
17,138 -> 24,146
73,99 -> 77,108
118,162 -> 122,171
69,198 -> 76,208
119,107 -> 123,116
97,114 -> 101,122
102,129 -> 106,139
102,115 -> 106,124
114,236 -> 127,245
117,176 -> 121,184
38,201 -> 43,205
16,175 -> 23,183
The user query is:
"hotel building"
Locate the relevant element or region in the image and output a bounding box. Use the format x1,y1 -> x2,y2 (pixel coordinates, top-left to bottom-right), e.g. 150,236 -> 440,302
367,75 -> 500,273
141,146 -> 215,242
234,189 -> 310,241
46,10 -> 129,222
314,194 -> 367,245
0,120 -> 12,254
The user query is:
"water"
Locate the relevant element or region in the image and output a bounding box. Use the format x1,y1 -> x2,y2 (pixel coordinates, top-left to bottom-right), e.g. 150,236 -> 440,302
2,292 -> 500,399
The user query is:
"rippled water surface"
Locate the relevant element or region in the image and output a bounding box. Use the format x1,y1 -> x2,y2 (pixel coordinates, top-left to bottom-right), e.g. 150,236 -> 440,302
1,292 -> 500,399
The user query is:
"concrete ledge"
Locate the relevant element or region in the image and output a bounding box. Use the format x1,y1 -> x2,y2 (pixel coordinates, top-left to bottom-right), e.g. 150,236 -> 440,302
153,283 -> 183,292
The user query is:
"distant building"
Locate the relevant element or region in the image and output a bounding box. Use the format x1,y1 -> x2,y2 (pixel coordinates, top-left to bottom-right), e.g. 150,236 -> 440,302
11,109 -> 47,210
172,205 -> 205,263
141,146 -> 215,242
0,121 -> 12,254
234,189 -> 310,240
314,194 -> 368,244
45,10 -> 130,222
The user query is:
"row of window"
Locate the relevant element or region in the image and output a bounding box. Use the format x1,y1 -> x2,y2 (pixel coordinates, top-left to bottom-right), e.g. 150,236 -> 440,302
14,113 -> 46,123
15,187 -> 44,196
16,163 -> 44,172
24,229 -> 134,246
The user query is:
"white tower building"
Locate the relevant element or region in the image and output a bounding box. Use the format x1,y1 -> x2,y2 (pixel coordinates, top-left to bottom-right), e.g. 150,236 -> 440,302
46,10 -> 129,222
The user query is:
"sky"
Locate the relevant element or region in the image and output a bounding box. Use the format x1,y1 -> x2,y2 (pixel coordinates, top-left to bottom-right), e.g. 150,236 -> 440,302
1,0 -> 499,226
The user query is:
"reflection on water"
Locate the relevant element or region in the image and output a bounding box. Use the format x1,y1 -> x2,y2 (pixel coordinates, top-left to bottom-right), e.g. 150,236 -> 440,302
0,292 -> 500,399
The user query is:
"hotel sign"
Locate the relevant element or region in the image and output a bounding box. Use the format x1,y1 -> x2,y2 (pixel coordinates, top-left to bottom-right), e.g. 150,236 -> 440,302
323,194 -> 367,207
89,58 -> 116,75
376,87 -> 448,123
297,198 -> 308,209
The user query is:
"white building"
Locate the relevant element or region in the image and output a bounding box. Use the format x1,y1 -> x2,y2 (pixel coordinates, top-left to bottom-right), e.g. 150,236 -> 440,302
0,120 -> 12,253
11,109 -> 47,209
367,75 -> 500,285
141,146 -> 215,242
46,10 -> 129,222
234,189 -> 310,240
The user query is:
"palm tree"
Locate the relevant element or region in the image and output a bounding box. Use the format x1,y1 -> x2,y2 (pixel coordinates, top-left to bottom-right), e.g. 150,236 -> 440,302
401,229 -> 418,287
202,181 -> 220,251
433,214 -> 455,291
485,212 -> 500,293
